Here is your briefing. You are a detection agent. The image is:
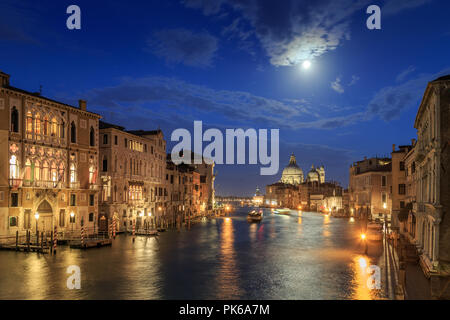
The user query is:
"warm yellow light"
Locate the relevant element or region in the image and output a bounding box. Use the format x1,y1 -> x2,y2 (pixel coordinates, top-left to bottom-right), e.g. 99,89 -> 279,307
225,217 -> 230,222
34,213 -> 39,220
361,233 -> 366,240
349,217 -> 355,223
383,202 -> 387,209
359,257 -> 367,269
139,212 -> 144,217
158,207 -> 162,211
70,212 -> 75,218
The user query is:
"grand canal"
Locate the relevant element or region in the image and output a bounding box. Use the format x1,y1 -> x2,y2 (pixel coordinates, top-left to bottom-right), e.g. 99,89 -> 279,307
0,208 -> 384,300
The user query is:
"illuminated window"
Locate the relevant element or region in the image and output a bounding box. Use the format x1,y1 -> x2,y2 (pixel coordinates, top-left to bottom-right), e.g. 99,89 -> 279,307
51,117 -> 58,136
9,155 -> 19,179
70,163 -> 77,183
24,159 -> 32,181
51,162 -> 58,182
34,160 -> 41,181
35,114 -> 41,135
89,165 -> 96,184
42,161 -> 49,181
26,111 -> 33,133
43,116 -> 49,135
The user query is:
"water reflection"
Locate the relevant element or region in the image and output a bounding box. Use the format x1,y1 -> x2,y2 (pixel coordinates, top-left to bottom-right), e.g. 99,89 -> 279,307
0,208 -> 384,300
216,217 -> 241,299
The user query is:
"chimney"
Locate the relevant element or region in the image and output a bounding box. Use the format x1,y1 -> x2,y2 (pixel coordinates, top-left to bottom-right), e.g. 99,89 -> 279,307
0,71 -> 10,87
79,99 -> 87,111
392,144 -> 396,152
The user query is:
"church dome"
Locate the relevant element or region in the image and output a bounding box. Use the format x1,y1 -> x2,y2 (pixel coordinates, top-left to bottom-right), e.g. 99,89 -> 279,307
280,154 -> 304,185
307,165 -> 320,182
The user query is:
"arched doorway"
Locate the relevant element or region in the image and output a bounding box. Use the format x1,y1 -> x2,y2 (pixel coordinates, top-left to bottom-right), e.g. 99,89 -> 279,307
36,200 -> 53,235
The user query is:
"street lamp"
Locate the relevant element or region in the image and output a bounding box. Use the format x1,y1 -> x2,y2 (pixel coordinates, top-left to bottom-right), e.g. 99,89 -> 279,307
383,202 -> 387,210
361,233 -> 368,254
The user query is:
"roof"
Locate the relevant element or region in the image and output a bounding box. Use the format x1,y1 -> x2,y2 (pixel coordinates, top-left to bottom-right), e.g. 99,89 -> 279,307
2,85 -> 101,117
99,120 -> 125,131
126,129 -> 162,136
432,75 -> 450,82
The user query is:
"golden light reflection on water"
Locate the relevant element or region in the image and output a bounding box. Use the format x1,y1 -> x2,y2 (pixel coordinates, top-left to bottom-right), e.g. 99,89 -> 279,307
351,255 -> 375,300
297,217 -> 302,225
217,217 -> 241,298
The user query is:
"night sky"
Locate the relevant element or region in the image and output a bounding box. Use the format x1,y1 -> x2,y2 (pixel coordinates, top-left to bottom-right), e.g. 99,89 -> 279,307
1,0 -> 450,196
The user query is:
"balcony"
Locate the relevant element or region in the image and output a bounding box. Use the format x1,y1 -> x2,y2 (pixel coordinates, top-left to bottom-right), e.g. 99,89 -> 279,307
8,178 -> 22,188
9,179 -> 64,189
70,182 -> 80,189
89,184 -> 99,190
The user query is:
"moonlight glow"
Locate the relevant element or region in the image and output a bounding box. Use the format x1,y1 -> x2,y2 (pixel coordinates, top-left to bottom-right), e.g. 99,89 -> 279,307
302,60 -> 311,69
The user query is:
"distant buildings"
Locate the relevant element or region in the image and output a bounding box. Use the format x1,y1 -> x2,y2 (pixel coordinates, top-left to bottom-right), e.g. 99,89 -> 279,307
349,157 -> 392,221
264,154 -> 342,212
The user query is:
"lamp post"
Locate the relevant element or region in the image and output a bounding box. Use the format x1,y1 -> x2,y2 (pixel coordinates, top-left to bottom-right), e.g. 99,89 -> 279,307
361,233 -> 368,254
34,212 -> 40,231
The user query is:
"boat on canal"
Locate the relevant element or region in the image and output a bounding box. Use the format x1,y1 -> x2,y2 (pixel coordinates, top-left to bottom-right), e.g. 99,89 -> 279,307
273,208 -> 291,215
247,209 -> 263,222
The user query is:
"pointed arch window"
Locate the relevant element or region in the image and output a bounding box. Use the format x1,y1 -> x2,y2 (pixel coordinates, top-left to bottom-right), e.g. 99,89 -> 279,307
11,107 -> 19,132
60,121 -> 65,139
90,127 -> 95,146
51,117 -> 58,137
42,161 -> 49,181
58,163 -> 65,183
26,111 -> 33,133
89,165 -> 96,184
25,159 -> 32,181
35,114 -> 41,135
43,116 -> 49,135
34,160 -> 41,181
70,121 -> 76,143
51,162 -> 58,182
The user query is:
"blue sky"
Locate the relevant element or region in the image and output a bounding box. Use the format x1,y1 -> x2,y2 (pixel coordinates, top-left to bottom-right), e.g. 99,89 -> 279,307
1,0 -> 450,196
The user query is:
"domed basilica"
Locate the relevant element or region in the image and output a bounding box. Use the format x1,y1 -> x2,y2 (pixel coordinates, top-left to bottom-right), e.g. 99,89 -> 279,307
280,154 -> 325,185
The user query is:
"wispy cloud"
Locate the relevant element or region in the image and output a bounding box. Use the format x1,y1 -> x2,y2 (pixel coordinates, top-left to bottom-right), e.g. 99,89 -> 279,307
148,28 -> 218,67
396,65 -> 416,82
348,75 -> 360,86
184,0 -> 432,67
331,77 -> 345,94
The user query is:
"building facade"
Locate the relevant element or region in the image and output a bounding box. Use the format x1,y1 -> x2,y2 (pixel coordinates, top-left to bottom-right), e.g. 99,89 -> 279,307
0,71 -> 101,237
349,157 -> 392,221
412,76 -> 450,277
98,122 -> 166,232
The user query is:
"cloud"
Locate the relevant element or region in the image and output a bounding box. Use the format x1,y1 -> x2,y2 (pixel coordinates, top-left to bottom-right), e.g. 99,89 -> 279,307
184,0 -> 433,67
382,0 -> 433,16
148,28 -> 218,67
366,67 -> 450,121
81,76 -> 322,130
331,77 -> 345,93
348,75 -> 360,86
396,65 -> 416,82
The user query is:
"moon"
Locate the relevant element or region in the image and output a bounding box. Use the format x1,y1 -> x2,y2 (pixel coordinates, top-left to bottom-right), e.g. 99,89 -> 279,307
302,60 -> 311,70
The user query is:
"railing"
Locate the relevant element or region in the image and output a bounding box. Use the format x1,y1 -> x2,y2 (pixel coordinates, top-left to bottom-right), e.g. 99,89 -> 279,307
70,182 -> 80,189
89,184 -> 99,190
8,178 -> 22,188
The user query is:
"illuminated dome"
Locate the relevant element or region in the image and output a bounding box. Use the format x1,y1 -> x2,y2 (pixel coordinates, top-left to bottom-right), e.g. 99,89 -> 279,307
307,165 -> 320,183
280,154 -> 304,185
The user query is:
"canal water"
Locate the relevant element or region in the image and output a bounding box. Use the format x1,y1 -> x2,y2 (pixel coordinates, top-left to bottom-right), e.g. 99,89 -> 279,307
0,208 -> 384,300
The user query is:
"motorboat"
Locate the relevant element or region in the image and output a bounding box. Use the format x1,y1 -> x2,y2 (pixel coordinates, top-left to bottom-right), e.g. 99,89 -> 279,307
247,209 -> 263,222
274,208 -> 291,215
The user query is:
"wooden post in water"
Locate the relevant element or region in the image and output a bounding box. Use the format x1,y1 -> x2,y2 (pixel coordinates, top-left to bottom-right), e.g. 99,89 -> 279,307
41,232 -> 44,252
36,230 -> 39,247
53,226 -> 57,255
132,219 -> 135,243
27,231 -> 30,252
